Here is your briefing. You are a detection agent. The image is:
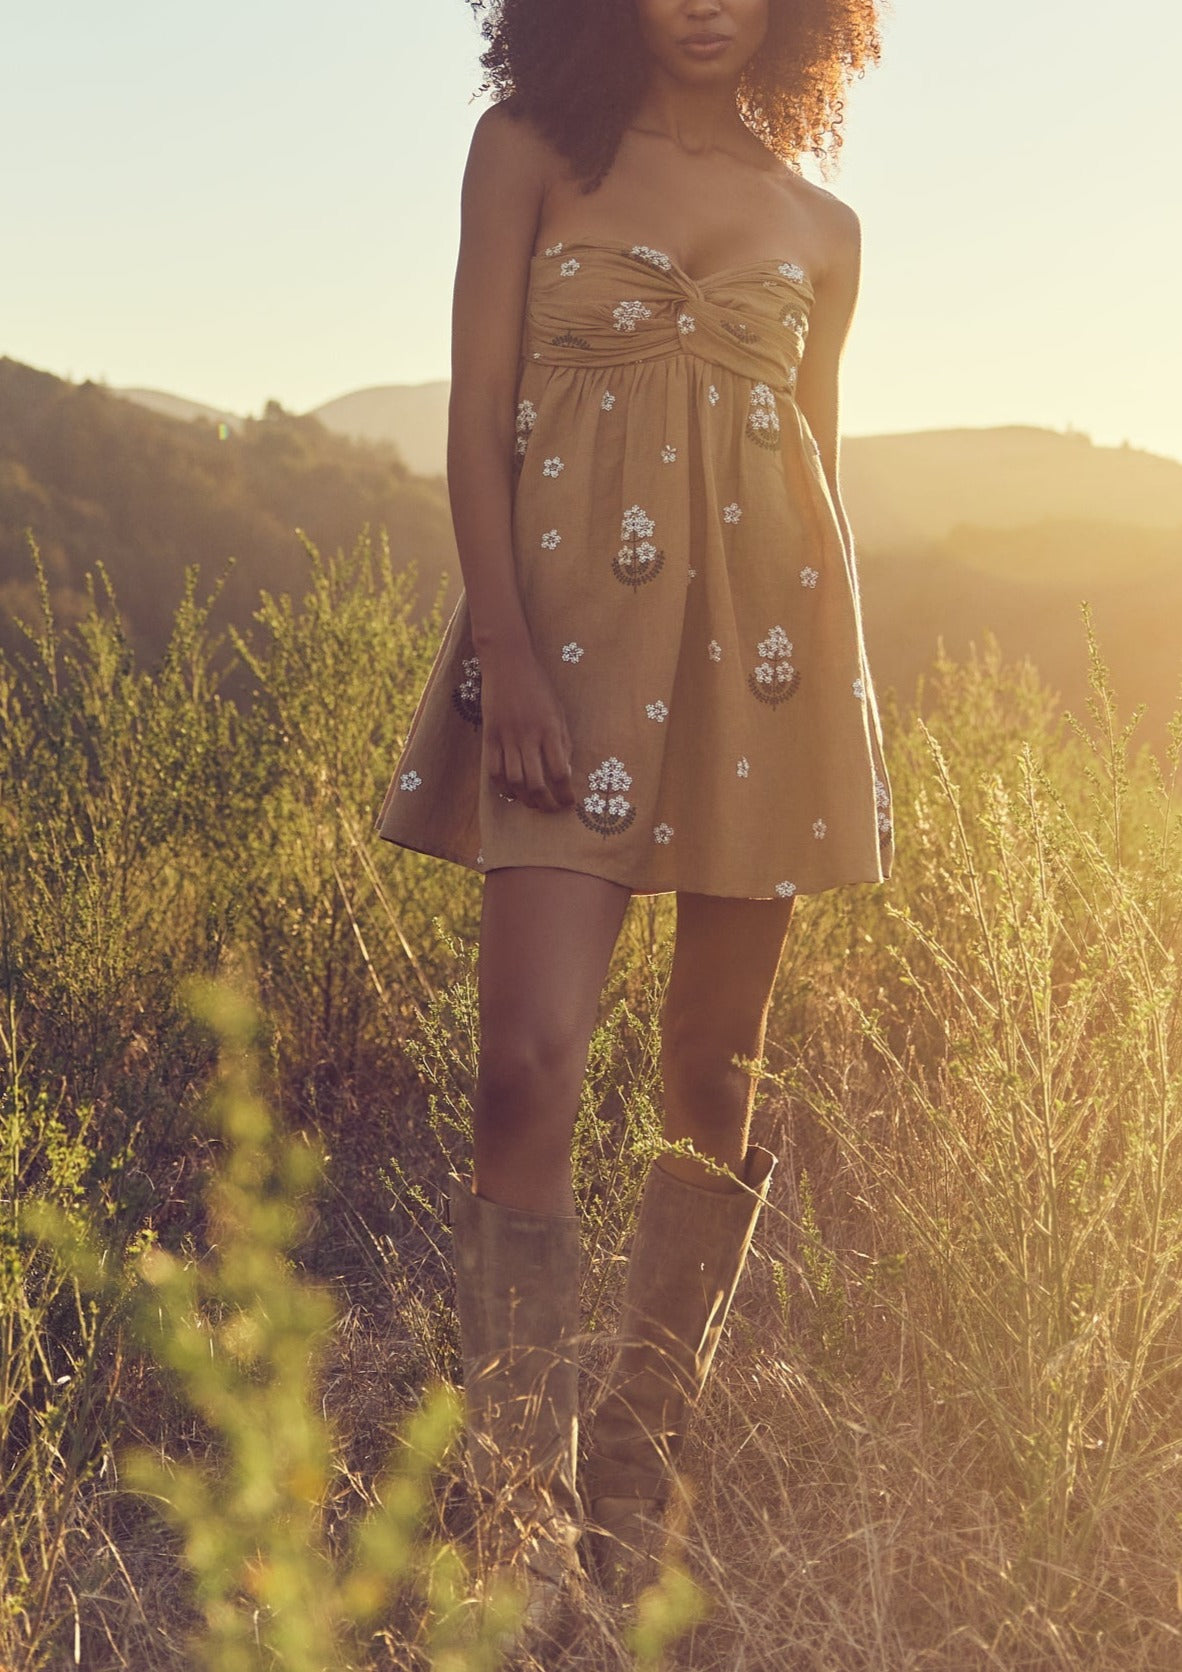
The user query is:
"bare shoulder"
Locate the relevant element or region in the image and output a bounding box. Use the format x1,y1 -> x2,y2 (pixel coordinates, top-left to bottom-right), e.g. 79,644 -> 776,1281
788,171 -> 861,289
468,99 -> 565,191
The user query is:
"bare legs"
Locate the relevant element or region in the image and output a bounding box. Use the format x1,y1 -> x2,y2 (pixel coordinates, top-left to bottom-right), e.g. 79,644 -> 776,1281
471,870 -> 796,1207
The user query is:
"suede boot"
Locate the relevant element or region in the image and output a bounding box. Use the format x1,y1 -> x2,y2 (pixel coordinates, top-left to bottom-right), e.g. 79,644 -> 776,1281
584,1144 -> 777,1601
449,1176 -> 584,1646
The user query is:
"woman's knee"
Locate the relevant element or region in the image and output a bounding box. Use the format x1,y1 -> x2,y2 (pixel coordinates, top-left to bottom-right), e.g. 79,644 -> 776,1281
661,999 -> 757,1122
475,1018 -> 589,1116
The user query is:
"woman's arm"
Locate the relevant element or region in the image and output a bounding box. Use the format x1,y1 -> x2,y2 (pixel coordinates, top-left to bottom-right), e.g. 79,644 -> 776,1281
446,105 -> 576,813
794,198 -> 862,566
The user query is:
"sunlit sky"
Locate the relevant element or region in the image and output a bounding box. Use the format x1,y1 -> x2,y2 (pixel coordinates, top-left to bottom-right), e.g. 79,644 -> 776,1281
5,1 -> 1179,460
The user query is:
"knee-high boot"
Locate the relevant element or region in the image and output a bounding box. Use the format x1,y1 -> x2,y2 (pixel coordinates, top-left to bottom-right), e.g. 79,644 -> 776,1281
584,1144 -> 777,1599
448,1176 -> 584,1640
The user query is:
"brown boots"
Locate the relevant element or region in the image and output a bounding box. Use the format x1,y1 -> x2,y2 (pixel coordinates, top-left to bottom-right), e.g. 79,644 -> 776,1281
583,1145 -> 778,1600
448,1178 -> 584,1643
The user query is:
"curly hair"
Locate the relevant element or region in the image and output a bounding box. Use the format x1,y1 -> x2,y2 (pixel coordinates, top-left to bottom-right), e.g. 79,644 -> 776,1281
466,0 -> 885,190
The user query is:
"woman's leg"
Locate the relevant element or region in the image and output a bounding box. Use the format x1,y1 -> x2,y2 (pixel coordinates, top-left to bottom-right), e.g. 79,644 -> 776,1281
659,890 -> 797,1187
472,865 -> 632,1214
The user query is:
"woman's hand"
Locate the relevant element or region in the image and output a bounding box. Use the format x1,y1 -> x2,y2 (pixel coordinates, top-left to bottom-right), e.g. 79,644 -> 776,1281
480,646 -> 576,813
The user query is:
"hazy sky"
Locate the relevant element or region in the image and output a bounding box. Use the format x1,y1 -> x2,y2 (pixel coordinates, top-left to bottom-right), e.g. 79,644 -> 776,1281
6,1 -> 1179,459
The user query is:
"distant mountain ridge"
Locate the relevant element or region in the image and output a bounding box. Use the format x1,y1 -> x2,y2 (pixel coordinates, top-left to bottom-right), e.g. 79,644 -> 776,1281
2,359 -> 1175,755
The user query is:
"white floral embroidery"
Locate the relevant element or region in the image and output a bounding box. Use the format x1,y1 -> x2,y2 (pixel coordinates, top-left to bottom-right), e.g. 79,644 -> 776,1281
787,366 -> 798,394
452,655 -> 482,726
544,242 -> 564,256
677,310 -> 696,334
601,390 -> 617,411
775,880 -> 797,899
745,381 -> 780,449
399,771 -> 421,792
853,676 -> 866,700
613,299 -> 653,333
779,261 -> 806,283
514,398 -> 537,457
737,757 -> 750,778
688,567 -> 697,580
613,503 -> 665,587
561,642 -> 584,664
540,528 -> 562,550
661,443 -> 678,464
630,244 -> 673,271
800,565 -> 819,587
813,818 -> 828,840
875,772 -> 893,837
560,257 -> 581,277
780,306 -> 807,336
645,701 -> 668,723
542,456 -> 565,478
708,639 -> 722,663
475,850 -> 485,866
707,385 -> 720,406
578,756 -> 635,836
652,822 -> 674,844
722,502 -> 743,524
749,625 -> 799,706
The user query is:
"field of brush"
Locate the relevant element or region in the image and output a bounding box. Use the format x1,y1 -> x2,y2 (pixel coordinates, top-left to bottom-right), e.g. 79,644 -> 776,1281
2,529 -> 1180,1670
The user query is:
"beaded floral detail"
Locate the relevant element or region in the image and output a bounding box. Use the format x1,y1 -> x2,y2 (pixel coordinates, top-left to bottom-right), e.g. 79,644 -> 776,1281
451,656 -> 482,727
652,822 -> 674,844
748,625 -> 800,706
775,880 -> 797,899
561,642 -> 584,664
787,366 -> 798,395
677,311 -> 696,334
812,818 -> 828,840
544,242 -> 564,256
875,773 -> 893,841
399,771 -> 421,792
853,676 -> 866,700
745,382 -> 780,450
613,504 -> 665,588
645,701 -> 668,723
542,456 -> 565,478
779,261 -> 807,283
708,640 -> 722,663
613,299 -> 653,333
514,399 -> 537,459
541,528 -> 562,551
722,502 -> 742,524
707,385 -> 720,406
800,566 -> 819,587
578,757 -> 635,837
559,257 -> 581,276
737,757 -> 750,778
722,318 -> 758,344
780,305 -> 808,338
661,443 -> 678,464
628,245 -> 673,271
601,390 -> 617,411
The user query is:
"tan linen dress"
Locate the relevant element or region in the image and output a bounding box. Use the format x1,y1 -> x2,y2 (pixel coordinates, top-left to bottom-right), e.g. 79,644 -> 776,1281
376,238 -> 894,900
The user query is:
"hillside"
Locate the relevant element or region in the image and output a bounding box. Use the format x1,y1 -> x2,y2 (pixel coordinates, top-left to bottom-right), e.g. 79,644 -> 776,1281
0,358 -> 456,667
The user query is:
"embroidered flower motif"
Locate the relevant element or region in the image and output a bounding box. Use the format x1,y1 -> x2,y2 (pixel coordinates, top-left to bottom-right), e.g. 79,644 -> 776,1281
475,851 -> 485,867
542,456 -> 565,478
652,822 -> 674,844
780,305 -> 808,337
708,639 -> 722,663
514,398 -> 537,458
613,504 -> 665,588
812,818 -> 828,840
629,244 -> 673,271
775,880 -> 797,899
645,701 -> 668,723
544,242 -> 564,256
748,624 -> 800,706
677,310 -> 696,334
613,299 -> 653,333
853,676 -> 866,700
578,756 -> 636,837
451,655 -> 482,727
399,771 -> 421,792
707,385 -> 720,406
551,329 -> 591,349
559,257 -> 581,276
779,260 -> 806,283
561,642 -> 584,664
737,757 -> 750,778
875,772 -> 893,840
601,390 -> 617,411
722,318 -> 757,344
722,502 -> 743,524
540,528 -> 562,550
688,567 -> 697,580
800,566 -> 819,587
745,381 -> 780,450
660,443 -> 678,464
787,366 -> 798,395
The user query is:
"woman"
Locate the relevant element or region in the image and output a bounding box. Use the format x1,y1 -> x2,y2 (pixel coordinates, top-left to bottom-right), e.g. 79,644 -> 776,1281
378,0 -> 892,1640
